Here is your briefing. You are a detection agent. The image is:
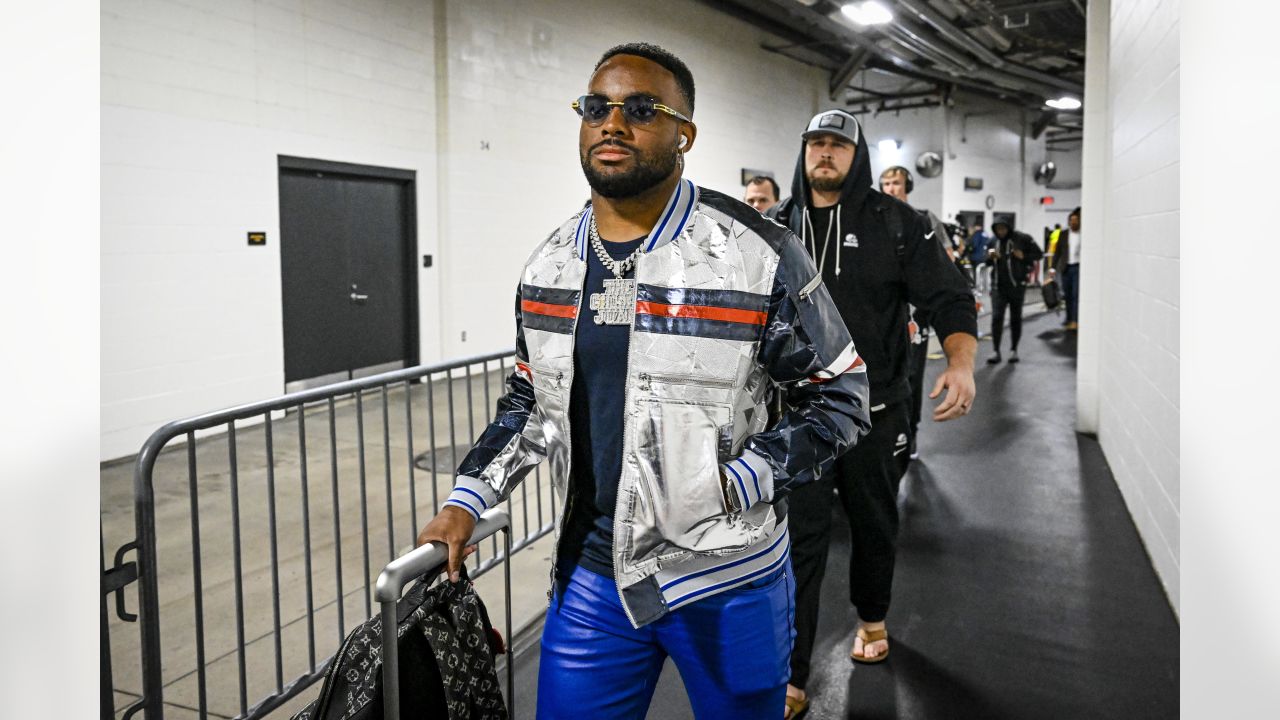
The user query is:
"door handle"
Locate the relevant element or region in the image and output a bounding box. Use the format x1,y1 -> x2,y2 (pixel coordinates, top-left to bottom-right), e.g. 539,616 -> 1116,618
350,292 -> 369,304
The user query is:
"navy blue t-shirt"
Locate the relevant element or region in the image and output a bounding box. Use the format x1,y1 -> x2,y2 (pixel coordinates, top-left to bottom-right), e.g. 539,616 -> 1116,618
562,235 -> 644,579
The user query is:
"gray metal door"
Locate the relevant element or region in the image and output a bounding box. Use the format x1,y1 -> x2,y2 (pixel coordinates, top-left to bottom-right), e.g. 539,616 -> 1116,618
278,157 -> 418,389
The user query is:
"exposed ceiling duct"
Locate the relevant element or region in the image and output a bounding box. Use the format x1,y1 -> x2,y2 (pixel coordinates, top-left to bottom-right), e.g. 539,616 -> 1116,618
893,0 -> 1082,94
701,0 -> 1085,112
772,0 -> 1070,101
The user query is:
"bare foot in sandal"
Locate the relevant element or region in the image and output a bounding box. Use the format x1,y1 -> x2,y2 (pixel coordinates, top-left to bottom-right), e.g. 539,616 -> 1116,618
850,620 -> 890,663
783,684 -> 809,719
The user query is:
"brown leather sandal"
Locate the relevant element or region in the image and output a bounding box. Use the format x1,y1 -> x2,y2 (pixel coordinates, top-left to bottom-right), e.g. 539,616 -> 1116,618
850,624 -> 890,664
783,692 -> 809,719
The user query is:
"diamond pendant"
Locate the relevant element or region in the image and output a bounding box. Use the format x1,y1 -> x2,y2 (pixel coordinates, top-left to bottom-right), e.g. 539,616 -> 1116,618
589,278 -> 637,325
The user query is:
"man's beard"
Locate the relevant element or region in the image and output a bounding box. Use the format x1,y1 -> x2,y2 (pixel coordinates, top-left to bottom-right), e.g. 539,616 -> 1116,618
581,141 -> 678,198
808,170 -> 846,193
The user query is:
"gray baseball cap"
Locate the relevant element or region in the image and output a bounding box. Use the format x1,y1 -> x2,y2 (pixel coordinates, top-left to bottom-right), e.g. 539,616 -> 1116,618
802,109 -> 861,145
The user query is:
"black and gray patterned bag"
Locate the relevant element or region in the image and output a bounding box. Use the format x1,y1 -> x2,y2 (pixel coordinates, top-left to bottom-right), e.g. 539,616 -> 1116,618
292,569 -> 507,720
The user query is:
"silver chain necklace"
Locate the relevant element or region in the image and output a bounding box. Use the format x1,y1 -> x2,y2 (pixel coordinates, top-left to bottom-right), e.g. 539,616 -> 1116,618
590,216 -> 644,279
587,215 -> 642,325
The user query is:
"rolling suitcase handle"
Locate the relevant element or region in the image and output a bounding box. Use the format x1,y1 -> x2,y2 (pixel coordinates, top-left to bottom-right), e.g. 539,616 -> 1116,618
374,509 -> 514,720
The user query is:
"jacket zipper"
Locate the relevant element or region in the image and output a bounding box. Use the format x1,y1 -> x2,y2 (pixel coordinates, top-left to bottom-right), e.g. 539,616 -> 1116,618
638,372 -> 736,391
546,250 -> 588,605
796,272 -> 823,302
613,251 -> 643,630
548,488 -> 576,606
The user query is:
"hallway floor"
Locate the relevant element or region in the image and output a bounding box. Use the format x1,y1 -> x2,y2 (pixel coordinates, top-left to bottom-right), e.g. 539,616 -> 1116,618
512,310 -> 1180,719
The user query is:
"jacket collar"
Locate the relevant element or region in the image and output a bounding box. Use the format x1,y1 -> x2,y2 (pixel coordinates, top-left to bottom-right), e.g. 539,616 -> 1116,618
573,177 -> 699,260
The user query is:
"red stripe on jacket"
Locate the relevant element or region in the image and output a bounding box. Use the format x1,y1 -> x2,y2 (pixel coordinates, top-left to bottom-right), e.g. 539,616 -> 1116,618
635,301 -> 767,326
521,299 -> 577,319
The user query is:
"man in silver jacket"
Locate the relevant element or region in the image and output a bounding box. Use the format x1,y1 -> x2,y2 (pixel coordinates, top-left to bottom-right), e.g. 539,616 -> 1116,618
416,42 -> 870,719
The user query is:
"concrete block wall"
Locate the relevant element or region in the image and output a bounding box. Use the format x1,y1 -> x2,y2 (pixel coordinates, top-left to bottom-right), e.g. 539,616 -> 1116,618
1080,0 -> 1180,613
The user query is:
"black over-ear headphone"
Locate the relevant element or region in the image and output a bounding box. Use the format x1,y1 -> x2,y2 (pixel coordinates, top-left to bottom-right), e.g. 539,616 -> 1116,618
885,165 -> 914,194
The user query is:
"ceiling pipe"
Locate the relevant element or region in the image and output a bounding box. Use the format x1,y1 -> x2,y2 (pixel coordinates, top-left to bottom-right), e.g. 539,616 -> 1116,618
844,82 -> 937,98
814,1 -> 1064,99
829,49 -> 870,100
881,24 -> 973,73
760,0 -> 1061,109
873,12 -> 979,73
894,0 -> 1083,94
896,0 -> 1008,66
713,0 -> 1015,108
763,0 -> 1021,98
863,99 -> 943,114
846,89 -> 941,106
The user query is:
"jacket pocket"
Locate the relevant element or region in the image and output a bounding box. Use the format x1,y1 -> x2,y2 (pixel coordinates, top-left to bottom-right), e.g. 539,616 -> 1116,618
629,396 -> 747,560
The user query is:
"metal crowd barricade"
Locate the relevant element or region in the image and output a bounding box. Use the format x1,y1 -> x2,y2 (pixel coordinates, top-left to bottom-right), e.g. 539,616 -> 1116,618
102,350 -> 556,719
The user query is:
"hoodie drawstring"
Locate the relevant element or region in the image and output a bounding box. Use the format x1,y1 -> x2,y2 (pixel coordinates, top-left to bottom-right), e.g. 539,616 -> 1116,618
802,206 -> 811,258
803,204 -> 843,278
835,208 -> 842,277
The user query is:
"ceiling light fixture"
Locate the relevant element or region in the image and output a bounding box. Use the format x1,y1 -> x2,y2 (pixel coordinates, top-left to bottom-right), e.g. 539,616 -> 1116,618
841,1 -> 894,26
1046,96 -> 1082,110
878,138 -> 901,153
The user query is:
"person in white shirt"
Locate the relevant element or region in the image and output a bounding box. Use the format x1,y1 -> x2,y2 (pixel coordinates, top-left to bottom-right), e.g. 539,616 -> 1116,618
1049,207 -> 1082,330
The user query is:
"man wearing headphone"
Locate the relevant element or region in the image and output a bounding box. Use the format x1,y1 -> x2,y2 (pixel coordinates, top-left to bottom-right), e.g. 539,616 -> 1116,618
879,165 -> 951,461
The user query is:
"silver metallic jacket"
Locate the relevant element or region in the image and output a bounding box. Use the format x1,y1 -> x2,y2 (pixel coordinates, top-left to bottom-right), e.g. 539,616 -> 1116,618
445,180 -> 871,627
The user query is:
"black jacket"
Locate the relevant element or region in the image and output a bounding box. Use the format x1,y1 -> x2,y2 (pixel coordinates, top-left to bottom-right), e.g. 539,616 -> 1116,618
988,224 -> 1044,290
768,128 -> 976,406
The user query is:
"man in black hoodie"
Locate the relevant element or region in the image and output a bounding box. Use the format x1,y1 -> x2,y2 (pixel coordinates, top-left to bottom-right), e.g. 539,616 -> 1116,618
986,218 -> 1044,364
768,109 -> 977,708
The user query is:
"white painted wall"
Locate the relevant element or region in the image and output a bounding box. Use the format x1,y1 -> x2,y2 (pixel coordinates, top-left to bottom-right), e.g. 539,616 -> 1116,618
98,0 -> 445,458
793,92 -> 1083,252
100,0 -> 829,460
940,95 -> 1080,237
1078,0 -> 1180,613
863,106 -> 946,216
859,94 -> 1080,238
101,0 -> 442,460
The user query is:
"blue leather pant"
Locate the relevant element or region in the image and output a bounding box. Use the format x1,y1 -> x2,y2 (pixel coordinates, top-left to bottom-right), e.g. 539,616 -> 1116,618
537,563 -> 795,719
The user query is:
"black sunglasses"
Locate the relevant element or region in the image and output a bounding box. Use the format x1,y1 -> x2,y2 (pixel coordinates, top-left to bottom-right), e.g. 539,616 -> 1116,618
571,94 -> 691,126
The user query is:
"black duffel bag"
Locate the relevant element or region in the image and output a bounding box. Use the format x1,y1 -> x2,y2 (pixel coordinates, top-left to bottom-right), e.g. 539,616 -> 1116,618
1041,278 -> 1062,310
293,568 -> 507,720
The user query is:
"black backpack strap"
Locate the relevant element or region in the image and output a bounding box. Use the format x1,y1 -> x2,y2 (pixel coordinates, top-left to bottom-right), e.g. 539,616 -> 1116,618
877,200 -> 909,277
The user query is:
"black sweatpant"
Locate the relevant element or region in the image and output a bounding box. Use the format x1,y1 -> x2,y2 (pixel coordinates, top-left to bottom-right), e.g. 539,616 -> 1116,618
990,284 -> 1027,354
907,335 -> 928,446
787,401 -> 911,689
